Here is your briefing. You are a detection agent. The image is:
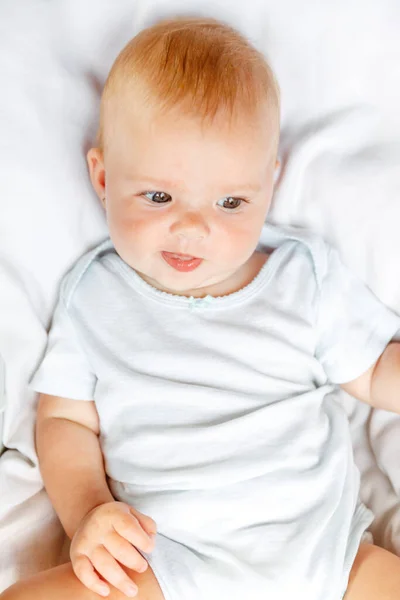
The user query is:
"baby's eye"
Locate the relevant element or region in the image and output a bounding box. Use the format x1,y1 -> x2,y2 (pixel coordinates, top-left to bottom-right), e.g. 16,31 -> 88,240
143,191 -> 172,204
217,197 -> 244,210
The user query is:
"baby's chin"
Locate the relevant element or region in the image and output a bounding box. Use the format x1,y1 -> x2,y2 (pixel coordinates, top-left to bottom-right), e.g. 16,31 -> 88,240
142,272 -> 216,297
138,265 -> 230,298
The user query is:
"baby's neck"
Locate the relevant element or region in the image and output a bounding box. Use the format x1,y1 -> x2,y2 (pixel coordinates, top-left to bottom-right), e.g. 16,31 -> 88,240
200,251 -> 268,299
139,251 -> 269,299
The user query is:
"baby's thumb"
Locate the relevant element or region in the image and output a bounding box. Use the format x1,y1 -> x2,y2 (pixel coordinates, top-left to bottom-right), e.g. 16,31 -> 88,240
129,506 -> 157,536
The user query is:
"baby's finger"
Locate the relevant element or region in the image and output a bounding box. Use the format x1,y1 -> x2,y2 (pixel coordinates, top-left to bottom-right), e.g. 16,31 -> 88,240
129,506 -> 157,536
114,512 -> 155,554
72,553 -> 110,597
90,545 -> 138,598
103,530 -> 148,572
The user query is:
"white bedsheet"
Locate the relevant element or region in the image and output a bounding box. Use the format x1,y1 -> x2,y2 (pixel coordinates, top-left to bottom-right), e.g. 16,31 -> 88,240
1,0 -> 400,590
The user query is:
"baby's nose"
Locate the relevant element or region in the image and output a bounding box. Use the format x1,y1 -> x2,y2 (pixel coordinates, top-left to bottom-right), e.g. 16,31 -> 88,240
170,211 -> 210,239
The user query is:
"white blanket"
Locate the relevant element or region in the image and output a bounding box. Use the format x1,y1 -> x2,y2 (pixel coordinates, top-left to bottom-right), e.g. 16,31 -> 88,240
1,0 -> 400,590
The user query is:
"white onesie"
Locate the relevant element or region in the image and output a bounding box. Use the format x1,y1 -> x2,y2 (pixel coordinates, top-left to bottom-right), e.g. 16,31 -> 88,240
31,223 -> 400,600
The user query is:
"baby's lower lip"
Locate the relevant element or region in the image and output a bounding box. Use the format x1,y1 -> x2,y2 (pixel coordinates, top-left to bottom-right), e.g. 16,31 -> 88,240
161,251 -> 203,272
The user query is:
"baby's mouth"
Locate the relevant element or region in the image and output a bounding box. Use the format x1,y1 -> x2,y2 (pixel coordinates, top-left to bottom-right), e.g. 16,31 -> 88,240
166,252 -> 198,261
161,251 -> 203,272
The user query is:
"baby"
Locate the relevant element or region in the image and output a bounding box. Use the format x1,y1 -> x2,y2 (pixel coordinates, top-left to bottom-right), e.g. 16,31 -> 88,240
3,15 -> 400,600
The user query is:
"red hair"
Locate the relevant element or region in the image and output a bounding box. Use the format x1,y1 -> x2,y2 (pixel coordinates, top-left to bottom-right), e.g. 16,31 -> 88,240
97,16 -> 280,150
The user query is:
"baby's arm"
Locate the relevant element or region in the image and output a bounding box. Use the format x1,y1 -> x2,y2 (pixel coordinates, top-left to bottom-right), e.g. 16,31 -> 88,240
340,342 -> 400,413
35,393 -> 114,538
36,394 -> 156,597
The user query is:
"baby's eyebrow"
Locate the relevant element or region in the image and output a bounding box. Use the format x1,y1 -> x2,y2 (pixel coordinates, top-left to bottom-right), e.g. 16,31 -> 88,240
128,176 -> 186,190
219,183 -> 261,195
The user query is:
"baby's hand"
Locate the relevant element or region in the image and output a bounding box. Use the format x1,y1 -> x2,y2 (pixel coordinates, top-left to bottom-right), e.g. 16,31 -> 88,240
70,501 -> 157,597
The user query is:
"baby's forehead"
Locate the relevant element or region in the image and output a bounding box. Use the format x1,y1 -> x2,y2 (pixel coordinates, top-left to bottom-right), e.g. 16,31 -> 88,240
105,92 -> 278,156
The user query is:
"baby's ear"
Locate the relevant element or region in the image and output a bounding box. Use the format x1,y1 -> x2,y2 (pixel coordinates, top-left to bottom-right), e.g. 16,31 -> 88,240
87,147 -> 106,204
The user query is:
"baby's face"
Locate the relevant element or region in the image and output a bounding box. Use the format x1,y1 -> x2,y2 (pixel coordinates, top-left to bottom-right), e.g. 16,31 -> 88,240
89,104 -> 278,297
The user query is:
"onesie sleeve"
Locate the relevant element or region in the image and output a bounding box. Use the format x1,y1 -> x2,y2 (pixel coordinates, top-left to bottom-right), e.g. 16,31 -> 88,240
315,246 -> 400,384
30,285 -> 97,401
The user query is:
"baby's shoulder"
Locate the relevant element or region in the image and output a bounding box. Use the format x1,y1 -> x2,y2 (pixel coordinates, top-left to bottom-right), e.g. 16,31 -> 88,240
60,238 -> 115,307
260,223 -> 332,290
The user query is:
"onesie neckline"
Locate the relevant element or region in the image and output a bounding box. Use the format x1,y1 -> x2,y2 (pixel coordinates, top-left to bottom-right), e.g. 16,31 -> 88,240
109,244 -> 286,311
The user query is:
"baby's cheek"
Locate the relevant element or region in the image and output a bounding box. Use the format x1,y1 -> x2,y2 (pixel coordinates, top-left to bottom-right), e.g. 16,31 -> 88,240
106,212 -> 139,259
217,224 -> 260,262
110,208 -> 143,240
115,213 -> 165,260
